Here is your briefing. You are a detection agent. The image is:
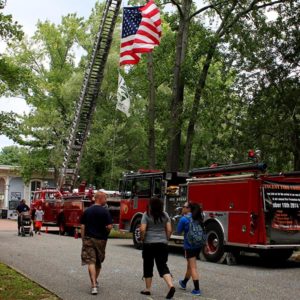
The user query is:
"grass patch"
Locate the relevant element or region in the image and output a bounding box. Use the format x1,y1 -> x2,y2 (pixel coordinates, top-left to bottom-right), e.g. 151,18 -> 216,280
0,263 -> 59,300
109,229 -> 132,239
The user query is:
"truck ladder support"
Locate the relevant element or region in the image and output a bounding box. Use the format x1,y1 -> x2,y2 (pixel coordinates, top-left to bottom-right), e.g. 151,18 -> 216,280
58,0 -> 122,189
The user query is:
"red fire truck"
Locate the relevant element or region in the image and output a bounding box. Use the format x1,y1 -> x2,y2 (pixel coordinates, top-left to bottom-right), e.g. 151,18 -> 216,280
30,183 -> 93,235
118,163 -> 300,263
188,162 -> 300,263
31,184 -> 120,235
118,169 -> 188,248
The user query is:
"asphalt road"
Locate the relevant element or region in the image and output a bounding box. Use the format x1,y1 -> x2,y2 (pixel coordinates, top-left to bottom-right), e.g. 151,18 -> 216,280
1,226 -> 300,300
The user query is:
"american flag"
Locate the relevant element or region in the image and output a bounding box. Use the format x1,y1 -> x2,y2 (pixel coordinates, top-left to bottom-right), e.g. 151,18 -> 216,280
120,0 -> 162,66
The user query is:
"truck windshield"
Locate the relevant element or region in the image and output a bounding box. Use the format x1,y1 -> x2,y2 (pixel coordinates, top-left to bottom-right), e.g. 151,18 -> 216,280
45,192 -> 56,201
135,178 -> 151,198
33,192 -> 41,201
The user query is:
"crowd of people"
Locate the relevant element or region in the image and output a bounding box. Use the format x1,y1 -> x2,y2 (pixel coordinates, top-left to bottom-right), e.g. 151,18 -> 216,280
15,192 -> 205,299
80,191 -> 206,299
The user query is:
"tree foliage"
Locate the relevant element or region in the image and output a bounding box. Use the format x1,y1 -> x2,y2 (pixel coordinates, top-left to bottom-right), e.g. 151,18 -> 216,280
1,0 -> 299,189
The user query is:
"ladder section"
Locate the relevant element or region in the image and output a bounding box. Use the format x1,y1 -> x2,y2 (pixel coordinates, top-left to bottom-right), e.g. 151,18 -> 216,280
59,0 -> 122,189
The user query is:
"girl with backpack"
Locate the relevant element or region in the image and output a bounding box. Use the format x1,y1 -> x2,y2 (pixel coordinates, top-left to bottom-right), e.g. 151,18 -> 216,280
177,202 -> 205,296
140,197 -> 176,299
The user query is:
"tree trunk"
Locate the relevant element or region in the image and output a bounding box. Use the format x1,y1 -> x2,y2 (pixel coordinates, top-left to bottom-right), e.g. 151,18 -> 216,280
166,0 -> 192,172
182,0 -> 242,171
54,167 -> 60,187
147,53 -> 156,169
183,43 -> 217,171
292,123 -> 300,171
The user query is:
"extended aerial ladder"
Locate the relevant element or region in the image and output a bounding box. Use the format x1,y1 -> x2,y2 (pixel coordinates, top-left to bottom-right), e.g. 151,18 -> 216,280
0,0 -> 7,9
58,0 -> 122,190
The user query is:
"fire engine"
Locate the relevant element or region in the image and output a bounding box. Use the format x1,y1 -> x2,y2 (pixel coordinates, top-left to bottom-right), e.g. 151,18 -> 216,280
118,161 -> 300,263
31,185 -> 120,235
31,183 -> 94,235
188,162 -> 300,263
118,169 -> 188,248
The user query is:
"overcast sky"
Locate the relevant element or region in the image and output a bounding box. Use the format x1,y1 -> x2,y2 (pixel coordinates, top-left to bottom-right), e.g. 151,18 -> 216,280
0,0 -> 108,148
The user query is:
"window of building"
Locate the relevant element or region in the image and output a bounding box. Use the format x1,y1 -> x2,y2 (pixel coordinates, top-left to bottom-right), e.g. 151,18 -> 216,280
0,178 -> 5,207
30,180 -> 42,200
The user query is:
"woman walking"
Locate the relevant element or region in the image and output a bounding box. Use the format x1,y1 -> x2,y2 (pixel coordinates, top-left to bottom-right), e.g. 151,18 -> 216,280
140,197 -> 176,299
177,202 -> 205,296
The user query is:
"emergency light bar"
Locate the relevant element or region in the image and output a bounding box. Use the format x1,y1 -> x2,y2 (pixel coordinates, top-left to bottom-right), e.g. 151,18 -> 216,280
190,162 -> 267,177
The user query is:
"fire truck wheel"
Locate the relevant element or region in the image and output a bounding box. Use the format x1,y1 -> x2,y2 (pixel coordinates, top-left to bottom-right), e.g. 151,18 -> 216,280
203,222 -> 225,263
259,249 -> 294,262
132,218 -> 142,250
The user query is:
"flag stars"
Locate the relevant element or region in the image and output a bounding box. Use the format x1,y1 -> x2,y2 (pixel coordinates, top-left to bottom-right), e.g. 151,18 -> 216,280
120,1 -> 161,66
122,7 -> 142,38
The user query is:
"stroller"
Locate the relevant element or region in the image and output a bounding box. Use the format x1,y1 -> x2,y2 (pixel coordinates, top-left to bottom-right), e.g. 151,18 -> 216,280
19,212 -> 34,237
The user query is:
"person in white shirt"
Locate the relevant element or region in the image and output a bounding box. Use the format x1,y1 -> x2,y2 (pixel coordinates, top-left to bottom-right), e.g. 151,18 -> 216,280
34,206 -> 44,235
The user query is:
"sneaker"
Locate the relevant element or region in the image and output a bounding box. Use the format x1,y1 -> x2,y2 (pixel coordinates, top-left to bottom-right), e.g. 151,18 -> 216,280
179,279 -> 186,290
191,289 -> 201,296
91,287 -> 98,295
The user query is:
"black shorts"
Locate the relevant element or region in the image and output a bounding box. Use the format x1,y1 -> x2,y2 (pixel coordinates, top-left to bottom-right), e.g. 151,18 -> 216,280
185,248 -> 201,259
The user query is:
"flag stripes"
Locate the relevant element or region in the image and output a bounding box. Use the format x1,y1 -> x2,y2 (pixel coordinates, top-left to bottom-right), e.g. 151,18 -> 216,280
120,0 -> 162,66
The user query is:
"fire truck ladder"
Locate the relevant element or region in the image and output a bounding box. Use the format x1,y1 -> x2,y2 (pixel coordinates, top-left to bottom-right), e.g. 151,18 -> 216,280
58,0 -> 122,189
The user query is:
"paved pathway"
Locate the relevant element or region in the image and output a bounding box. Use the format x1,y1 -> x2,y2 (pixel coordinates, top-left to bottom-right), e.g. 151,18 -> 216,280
1,219 -> 300,300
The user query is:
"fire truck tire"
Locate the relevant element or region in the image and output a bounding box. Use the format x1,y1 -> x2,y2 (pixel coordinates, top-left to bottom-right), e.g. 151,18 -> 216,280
132,218 -> 143,250
259,249 -> 293,262
202,222 -> 225,263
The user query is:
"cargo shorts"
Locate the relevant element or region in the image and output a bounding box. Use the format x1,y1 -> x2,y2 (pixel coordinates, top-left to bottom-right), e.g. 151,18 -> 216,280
81,237 -> 107,268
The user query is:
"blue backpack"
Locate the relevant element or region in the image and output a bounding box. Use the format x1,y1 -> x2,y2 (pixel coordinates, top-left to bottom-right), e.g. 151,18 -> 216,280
187,216 -> 207,248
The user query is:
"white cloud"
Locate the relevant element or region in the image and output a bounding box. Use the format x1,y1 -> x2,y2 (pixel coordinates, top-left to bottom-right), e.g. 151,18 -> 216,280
0,97 -> 31,114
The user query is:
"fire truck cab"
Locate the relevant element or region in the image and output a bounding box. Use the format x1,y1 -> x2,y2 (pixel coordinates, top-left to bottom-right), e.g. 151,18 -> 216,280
118,169 -> 188,248
188,162 -> 300,263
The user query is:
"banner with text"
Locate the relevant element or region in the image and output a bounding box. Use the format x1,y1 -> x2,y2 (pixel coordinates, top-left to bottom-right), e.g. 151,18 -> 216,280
263,183 -> 300,231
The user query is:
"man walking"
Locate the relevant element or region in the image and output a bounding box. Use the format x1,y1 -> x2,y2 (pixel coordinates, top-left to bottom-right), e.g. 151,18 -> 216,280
80,191 -> 113,295
16,199 -> 30,235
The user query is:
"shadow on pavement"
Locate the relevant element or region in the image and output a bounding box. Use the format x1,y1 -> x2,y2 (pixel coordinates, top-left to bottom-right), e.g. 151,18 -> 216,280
233,253 -> 300,269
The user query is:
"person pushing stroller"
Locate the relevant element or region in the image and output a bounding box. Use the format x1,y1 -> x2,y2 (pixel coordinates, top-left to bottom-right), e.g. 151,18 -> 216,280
16,199 -> 30,236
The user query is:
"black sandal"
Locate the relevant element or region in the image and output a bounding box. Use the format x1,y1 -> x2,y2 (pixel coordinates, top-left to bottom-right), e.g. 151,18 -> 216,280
166,287 -> 176,299
140,290 -> 151,296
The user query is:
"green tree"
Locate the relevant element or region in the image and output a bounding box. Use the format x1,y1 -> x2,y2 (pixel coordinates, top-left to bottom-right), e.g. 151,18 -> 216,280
0,146 -> 26,165
231,1 -> 300,170
1,13 -> 87,181
0,8 -> 24,94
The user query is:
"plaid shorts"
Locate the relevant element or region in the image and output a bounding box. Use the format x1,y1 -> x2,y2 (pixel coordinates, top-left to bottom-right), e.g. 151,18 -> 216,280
81,237 -> 107,268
